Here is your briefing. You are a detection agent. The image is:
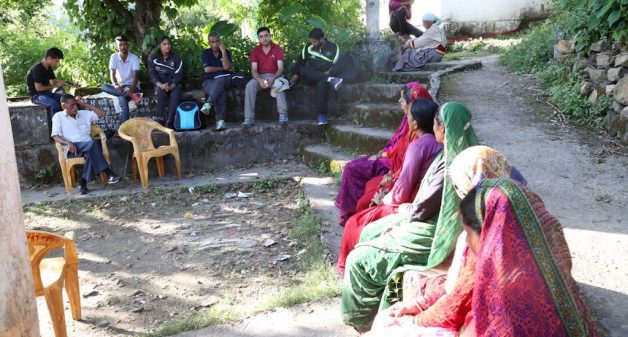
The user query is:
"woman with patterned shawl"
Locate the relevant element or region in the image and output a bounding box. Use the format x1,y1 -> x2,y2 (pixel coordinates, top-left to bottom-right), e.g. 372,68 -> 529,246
366,178 -> 601,337
361,146 -> 528,337
335,83 -> 433,226
340,102 -> 479,332
337,98 -> 443,273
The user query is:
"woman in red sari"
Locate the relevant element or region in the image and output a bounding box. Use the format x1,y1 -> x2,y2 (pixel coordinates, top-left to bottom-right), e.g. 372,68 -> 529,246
364,178 -> 600,337
337,98 -> 442,272
334,83 -> 432,226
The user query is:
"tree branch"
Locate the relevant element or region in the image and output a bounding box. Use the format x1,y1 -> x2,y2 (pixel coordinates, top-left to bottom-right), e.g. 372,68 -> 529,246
101,0 -> 133,23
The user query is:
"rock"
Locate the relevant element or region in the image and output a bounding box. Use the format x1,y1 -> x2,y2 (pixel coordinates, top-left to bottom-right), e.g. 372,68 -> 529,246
96,320 -> 109,328
573,56 -> 588,72
606,84 -> 617,95
615,52 -> 628,67
595,53 -> 614,68
200,295 -> 220,308
607,67 -> 625,82
263,238 -> 277,247
580,81 -> 593,96
613,76 -> 628,105
82,290 -> 99,298
588,89 -> 601,104
130,307 -> 144,313
555,40 -> 575,55
612,100 -> 625,113
587,67 -> 607,82
609,108 -> 628,137
590,42 -> 602,52
131,290 -> 144,297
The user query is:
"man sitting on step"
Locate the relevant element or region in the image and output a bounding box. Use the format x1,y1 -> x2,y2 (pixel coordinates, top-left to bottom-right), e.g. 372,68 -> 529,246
51,95 -> 121,194
290,28 -> 359,125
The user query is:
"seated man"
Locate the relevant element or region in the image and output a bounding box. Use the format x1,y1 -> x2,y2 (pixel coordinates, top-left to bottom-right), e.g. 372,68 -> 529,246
51,95 -> 121,194
27,47 -> 76,119
200,31 -> 233,131
100,36 -> 142,123
389,0 -> 423,38
392,13 -> 447,72
243,27 -> 288,127
290,28 -> 359,125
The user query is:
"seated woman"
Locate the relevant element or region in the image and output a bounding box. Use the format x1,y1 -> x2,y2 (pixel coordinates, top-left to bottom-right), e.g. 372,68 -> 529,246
340,102 -> 480,332
337,98 -> 443,272
393,13 -> 447,72
148,35 -> 183,128
364,178 -> 600,337
335,83 -> 432,226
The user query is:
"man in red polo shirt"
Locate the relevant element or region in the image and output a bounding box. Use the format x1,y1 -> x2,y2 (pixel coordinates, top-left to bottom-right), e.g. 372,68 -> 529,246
243,27 -> 288,127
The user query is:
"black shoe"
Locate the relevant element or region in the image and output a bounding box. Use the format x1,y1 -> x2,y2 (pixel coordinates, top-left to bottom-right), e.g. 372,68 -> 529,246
79,186 -> 89,195
108,175 -> 121,184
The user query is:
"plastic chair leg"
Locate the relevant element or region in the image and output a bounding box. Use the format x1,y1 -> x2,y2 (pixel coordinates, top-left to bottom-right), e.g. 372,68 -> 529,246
138,157 -> 149,188
132,157 -> 138,183
60,165 -> 73,194
156,156 -> 165,177
99,172 -> 108,183
44,285 -> 68,337
64,264 -> 82,320
174,153 -> 182,179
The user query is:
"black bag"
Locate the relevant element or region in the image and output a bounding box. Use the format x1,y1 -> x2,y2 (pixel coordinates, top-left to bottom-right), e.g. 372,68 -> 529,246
229,72 -> 248,90
174,100 -> 202,131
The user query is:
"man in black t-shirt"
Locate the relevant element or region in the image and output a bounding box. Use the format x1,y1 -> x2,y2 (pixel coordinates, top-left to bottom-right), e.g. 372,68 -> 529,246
200,31 -> 233,131
26,47 -> 75,118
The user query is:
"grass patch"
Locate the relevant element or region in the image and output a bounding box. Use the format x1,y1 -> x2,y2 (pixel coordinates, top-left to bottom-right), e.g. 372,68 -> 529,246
138,191 -> 340,337
444,36 -> 519,61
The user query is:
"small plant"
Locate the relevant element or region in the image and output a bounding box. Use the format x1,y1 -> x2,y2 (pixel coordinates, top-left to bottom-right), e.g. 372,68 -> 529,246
251,177 -> 278,193
198,183 -> 218,194
316,161 -> 331,175
34,164 -> 61,186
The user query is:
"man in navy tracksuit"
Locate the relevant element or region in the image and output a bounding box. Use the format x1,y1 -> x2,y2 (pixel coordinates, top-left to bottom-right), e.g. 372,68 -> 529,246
147,36 -> 184,127
290,28 -> 358,125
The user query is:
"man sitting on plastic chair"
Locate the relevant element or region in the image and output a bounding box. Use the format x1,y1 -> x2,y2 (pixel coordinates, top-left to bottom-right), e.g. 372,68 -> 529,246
51,94 -> 121,194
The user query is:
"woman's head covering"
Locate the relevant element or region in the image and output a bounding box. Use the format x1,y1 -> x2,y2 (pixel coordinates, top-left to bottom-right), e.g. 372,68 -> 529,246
449,145 -> 527,198
425,101 -> 479,268
410,84 -> 432,102
422,12 -> 441,24
472,178 -> 600,337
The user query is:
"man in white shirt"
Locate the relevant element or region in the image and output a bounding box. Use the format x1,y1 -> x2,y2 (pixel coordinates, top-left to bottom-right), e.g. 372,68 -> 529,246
100,36 -> 142,123
51,95 -> 121,194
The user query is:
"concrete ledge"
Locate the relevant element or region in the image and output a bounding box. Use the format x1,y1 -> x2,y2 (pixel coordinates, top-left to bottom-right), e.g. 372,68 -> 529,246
339,103 -> 401,130
325,125 -> 393,155
301,144 -> 354,174
9,103 -> 50,146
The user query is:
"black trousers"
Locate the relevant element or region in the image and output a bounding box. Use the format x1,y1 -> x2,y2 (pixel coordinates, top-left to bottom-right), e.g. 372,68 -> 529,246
155,84 -> 183,127
389,7 -> 423,37
300,55 -> 359,116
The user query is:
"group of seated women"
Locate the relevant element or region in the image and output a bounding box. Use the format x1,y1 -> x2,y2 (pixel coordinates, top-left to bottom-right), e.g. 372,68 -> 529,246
335,83 -> 601,336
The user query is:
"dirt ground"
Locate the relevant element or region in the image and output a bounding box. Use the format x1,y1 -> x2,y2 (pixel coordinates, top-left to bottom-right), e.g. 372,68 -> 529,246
24,180 -> 309,336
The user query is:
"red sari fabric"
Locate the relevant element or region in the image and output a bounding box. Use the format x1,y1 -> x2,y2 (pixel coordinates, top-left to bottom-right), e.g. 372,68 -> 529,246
472,179 -> 600,337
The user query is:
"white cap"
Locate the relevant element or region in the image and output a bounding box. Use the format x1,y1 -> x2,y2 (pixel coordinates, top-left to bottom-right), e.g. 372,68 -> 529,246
270,77 -> 290,97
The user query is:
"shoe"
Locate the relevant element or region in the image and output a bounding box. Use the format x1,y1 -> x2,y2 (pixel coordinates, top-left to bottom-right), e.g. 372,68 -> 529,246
241,119 -> 255,127
128,100 -> 138,112
329,77 -> 343,91
317,114 -> 328,125
108,175 -> 121,184
131,92 -> 143,103
279,114 -> 288,126
79,186 -> 89,195
215,119 -> 227,130
201,102 -> 212,115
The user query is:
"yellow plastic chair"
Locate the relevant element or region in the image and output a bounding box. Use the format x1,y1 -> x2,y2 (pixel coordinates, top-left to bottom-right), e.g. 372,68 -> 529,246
118,118 -> 181,188
27,230 -> 81,337
55,124 -> 110,194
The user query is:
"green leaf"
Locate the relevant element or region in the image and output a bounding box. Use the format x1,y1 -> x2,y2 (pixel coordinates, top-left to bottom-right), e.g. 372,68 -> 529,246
278,5 -> 305,22
607,10 -> 622,27
597,1 -> 616,18
306,15 -> 328,30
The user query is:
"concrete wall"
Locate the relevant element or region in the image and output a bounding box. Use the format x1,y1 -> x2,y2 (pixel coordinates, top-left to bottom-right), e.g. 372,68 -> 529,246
376,0 -> 550,37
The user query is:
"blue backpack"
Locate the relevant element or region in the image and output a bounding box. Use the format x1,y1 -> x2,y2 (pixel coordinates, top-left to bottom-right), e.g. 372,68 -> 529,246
174,100 -> 201,131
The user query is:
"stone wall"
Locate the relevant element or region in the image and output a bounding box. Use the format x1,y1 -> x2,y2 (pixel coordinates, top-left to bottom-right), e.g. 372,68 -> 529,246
555,40 -> 628,144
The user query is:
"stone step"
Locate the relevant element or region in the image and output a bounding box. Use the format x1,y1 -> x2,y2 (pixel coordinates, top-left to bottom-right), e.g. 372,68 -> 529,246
325,124 -> 393,155
301,144 -> 354,174
339,103 -> 403,130
422,60 -> 482,71
338,83 -> 406,103
376,70 -> 433,84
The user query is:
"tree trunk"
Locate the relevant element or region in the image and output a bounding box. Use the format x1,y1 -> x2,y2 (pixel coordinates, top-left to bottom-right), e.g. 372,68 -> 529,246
134,0 -> 163,61
0,66 -> 40,337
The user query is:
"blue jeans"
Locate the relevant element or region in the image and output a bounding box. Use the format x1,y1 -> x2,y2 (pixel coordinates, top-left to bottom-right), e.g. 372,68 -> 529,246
101,84 -> 138,122
32,88 -> 67,119
67,140 -> 110,181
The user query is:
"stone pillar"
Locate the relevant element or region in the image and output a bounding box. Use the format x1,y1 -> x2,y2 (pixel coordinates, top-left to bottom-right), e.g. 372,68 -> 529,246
366,0 -> 380,41
0,66 -> 40,336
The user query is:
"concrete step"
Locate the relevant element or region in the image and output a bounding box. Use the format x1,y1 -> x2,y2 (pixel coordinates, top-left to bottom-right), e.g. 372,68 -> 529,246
422,60 -> 482,71
339,103 -> 403,130
338,83 -> 406,104
325,124 -> 393,155
301,143 -> 354,174
376,70 -> 432,84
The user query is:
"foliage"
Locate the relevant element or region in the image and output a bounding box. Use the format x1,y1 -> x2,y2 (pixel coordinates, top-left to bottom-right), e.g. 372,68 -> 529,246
34,163 -> 61,186
552,0 -> 628,51
444,36 -> 518,61
499,22 -> 556,74
256,1 -> 366,71
251,177 -> 278,193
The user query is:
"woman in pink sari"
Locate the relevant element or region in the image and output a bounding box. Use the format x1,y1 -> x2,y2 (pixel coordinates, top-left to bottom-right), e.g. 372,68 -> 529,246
335,83 -> 432,226
364,177 -> 600,337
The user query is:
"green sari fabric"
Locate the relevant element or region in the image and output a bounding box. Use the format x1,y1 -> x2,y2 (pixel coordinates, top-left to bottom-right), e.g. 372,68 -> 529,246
427,102 -> 479,268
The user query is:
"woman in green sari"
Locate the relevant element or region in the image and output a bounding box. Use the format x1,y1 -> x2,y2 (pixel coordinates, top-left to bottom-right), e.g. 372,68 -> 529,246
341,102 -> 479,332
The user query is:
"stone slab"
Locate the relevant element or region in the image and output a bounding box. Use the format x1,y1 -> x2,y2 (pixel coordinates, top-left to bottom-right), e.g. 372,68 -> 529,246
325,124 -> 393,155
301,144 -> 354,174
9,103 -> 51,146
